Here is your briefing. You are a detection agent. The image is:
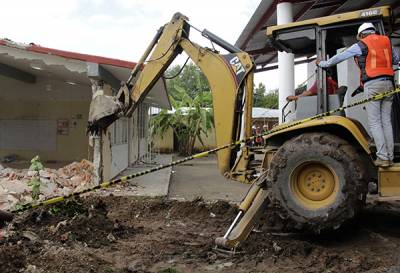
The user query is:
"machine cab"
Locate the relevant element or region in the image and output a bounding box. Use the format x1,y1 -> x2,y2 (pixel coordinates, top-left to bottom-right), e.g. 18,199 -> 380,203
266,6 -> 393,124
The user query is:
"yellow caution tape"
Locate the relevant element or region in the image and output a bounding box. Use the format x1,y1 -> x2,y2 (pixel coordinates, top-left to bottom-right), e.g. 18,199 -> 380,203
10,87 -> 400,214
193,151 -> 211,159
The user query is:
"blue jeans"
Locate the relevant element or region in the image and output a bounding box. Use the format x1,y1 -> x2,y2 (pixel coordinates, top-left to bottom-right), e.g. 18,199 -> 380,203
364,79 -> 394,161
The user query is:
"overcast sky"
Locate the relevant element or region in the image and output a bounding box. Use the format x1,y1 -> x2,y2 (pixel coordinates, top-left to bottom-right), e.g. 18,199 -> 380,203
1,0 -> 306,90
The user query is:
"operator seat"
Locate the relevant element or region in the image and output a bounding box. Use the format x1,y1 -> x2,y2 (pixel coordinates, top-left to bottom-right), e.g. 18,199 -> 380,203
295,86 -> 347,120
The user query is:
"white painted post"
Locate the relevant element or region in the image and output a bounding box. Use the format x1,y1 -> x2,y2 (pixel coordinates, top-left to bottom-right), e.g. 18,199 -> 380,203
277,1 -> 295,123
90,79 -> 103,184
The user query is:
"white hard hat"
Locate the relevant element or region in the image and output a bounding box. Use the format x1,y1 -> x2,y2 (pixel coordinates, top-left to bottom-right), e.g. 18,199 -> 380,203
357,23 -> 376,39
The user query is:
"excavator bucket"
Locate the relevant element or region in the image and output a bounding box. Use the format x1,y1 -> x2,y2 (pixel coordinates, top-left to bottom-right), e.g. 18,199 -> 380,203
87,84 -> 130,135
87,93 -> 121,135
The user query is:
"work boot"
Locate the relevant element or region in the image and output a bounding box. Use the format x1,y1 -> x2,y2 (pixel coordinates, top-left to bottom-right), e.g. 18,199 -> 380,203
375,158 -> 390,167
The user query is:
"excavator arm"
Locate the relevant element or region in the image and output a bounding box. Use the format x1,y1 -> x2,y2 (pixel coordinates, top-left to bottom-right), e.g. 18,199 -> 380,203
88,12 -> 256,182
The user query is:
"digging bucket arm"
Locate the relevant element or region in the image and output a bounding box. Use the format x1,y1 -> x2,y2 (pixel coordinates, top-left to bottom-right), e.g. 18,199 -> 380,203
88,12 -> 255,180
179,39 -> 254,178
215,173 -> 269,250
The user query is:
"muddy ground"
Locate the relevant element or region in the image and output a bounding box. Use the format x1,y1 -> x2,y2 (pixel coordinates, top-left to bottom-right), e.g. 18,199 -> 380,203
1,195 -> 400,273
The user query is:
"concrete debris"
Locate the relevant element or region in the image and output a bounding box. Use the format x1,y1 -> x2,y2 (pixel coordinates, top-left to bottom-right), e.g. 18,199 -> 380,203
107,232 -> 116,242
272,241 -> 283,253
27,170 -> 38,177
39,170 -> 51,178
0,160 -> 95,211
21,264 -> 42,273
49,220 -> 67,234
22,230 -> 40,241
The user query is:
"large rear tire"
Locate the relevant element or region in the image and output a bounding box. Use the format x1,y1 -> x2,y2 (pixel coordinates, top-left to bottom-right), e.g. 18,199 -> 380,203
267,132 -> 367,232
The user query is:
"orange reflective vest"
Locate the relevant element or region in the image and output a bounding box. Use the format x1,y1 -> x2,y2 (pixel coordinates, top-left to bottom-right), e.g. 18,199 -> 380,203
356,34 -> 394,83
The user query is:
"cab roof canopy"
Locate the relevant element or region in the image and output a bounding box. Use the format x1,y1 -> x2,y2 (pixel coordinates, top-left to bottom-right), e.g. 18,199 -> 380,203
236,0 -> 400,72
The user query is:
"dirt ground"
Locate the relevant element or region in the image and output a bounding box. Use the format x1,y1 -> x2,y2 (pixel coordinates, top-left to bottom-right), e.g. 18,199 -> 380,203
2,155 -> 400,273
1,195 -> 400,273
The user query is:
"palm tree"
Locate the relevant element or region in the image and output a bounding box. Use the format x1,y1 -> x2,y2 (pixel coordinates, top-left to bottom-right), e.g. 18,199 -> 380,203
150,86 -> 214,155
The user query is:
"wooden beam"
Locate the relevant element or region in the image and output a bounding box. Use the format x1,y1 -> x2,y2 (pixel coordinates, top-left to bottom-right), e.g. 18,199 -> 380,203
256,56 -> 316,72
319,0 -> 347,16
239,0 -> 280,49
0,63 -> 36,83
255,54 -> 278,71
294,1 -> 316,21
247,46 -> 276,56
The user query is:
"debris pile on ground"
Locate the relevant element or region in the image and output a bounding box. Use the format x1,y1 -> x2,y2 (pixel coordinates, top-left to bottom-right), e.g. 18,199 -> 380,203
0,160 -> 95,211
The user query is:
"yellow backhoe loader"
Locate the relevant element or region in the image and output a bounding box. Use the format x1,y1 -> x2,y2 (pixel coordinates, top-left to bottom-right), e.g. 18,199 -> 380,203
83,6 -> 399,250
217,5 -> 400,249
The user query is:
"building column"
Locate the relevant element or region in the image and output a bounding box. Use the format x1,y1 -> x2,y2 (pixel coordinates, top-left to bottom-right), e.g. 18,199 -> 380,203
90,79 -> 104,184
277,1 -> 295,123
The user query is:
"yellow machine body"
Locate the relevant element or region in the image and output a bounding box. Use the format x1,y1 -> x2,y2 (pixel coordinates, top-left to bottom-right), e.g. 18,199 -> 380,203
264,115 -> 371,153
267,6 -> 392,36
379,164 -> 400,197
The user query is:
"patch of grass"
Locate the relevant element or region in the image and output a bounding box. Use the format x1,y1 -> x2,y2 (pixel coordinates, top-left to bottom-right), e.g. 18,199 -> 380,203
48,199 -> 87,217
27,156 -> 44,200
27,178 -> 41,200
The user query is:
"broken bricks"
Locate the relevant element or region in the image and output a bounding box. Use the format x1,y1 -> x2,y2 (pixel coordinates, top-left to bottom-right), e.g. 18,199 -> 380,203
0,160 -> 96,211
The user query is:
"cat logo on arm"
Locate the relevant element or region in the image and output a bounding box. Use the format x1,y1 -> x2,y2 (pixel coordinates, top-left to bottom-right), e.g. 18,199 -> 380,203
229,56 -> 246,76
360,8 -> 380,18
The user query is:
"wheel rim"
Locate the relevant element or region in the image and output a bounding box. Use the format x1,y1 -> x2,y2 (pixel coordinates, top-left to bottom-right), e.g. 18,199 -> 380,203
290,162 -> 339,209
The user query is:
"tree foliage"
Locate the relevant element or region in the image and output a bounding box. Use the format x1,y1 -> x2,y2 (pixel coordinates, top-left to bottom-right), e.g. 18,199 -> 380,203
253,83 -> 278,109
150,62 -> 214,155
165,63 -> 211,106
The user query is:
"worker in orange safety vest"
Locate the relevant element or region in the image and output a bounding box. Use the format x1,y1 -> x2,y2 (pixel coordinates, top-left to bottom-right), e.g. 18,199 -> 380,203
317,22 -> 399,167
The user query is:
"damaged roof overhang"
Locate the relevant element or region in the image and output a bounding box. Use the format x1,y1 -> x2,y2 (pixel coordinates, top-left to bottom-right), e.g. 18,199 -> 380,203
0,39 -> 171,109
236,0 -> 400,72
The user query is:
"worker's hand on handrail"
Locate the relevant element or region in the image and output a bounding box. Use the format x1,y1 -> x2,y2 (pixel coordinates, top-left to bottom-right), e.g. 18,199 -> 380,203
315,58 -> 327,69
286,95 -> 298,101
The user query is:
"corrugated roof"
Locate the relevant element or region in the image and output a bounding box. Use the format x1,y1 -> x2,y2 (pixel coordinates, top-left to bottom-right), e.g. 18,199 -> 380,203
252,107 -> 279,118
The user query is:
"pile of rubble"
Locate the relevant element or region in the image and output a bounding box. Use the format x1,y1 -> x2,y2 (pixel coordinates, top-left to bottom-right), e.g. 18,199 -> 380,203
0,160 -> 95,211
